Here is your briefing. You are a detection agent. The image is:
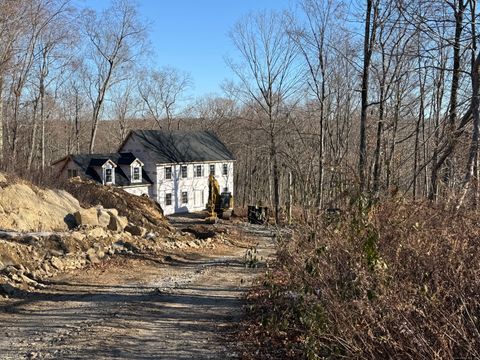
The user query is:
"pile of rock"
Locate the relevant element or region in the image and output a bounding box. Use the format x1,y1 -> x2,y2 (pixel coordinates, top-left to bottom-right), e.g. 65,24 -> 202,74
0,178 -> 81,232
72,206 -> 148,237
73,207 -> 128,232
0,234 -> 145,296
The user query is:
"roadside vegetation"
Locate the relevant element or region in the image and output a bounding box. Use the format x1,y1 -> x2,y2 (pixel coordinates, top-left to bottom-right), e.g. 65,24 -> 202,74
240,198 -> 480,359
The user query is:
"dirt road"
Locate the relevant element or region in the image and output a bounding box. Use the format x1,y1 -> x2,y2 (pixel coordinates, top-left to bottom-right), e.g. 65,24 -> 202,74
0,221 -> 275,359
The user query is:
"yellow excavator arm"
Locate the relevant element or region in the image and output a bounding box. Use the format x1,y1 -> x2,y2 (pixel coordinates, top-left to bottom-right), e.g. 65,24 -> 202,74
206,174 -> 233,223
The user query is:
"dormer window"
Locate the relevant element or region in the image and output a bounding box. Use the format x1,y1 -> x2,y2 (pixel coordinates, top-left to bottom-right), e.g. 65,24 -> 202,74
101,159 -> 116,185
133,167 -> 140,181
129,158 -> 144,183
105,168 -> 113,183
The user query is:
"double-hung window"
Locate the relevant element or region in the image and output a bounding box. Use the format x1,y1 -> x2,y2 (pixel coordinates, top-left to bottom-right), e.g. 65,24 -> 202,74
194,165 -> 203,177
165,193 -> 172,206
181,191 -> 188,204
105,168 -> 113,183
165,166 -> 172,180
222,164 -> 228,176
209,164 -> 215,176
181,165 -> 188,179
133,167 -> 140,181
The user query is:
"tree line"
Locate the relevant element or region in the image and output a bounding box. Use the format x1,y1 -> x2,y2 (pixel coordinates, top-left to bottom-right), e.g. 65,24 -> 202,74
1,0 -> 479,222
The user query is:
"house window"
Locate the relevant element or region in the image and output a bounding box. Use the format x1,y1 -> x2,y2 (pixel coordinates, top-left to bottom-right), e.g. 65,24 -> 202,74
67,169 -> 78,178
194,165 -> 203,177
222,164 -> 228,176
105,168 -> 113,183
133,167 -> 140,181
165,166 -> 172,180
165,193 -> 172,206
181,165 -> 188,178
209,164 -> 215,176
181,191 -> 188,204
223,187 -> 229,193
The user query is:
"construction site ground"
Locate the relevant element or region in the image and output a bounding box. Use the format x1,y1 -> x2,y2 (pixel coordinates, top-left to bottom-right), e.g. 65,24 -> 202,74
0,214 -> 276,359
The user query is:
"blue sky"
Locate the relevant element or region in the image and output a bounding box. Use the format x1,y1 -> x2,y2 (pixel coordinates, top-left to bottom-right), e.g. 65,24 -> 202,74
78,0 -> 295,98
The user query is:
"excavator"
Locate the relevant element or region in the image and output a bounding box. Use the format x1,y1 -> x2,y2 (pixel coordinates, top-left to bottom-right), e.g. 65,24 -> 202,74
205,174 -> 234,224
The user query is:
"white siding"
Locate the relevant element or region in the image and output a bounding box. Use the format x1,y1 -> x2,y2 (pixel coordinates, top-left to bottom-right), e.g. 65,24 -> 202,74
120,136 -> 234,216
156,161 -> 234,215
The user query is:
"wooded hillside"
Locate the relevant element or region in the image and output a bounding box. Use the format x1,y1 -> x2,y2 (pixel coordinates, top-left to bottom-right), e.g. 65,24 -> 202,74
1,0 -> 479,218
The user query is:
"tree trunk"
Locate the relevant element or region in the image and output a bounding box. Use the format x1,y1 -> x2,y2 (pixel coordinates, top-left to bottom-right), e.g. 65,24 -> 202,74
430,1 -> 465,198
458,0 -> 479,208
287,171 -> 292,225
75,91 -> 80,154
26,97 -> 39,170
359,0 -> 377,192
413,59 -> 426,200
271,136 -> 280,225
89,61 -> 114,154
372,86 -> 384,194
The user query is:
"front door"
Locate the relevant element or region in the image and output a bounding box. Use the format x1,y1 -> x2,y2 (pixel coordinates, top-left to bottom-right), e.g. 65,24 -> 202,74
194,190 -> 204,208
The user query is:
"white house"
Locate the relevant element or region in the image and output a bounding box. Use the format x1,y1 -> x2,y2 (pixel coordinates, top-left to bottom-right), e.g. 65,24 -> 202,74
53,130 -> 235,215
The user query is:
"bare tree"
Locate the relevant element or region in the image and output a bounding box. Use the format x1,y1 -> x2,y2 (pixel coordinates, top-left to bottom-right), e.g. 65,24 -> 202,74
27,0 -> 72,171
458,0 -> 480,207
359,0 -> 380,192
0,1 -> 28,164
139,67 -> 192,130
111,78 -> 141,145
289,0 -> 336,210
429,0 -> 467,200
82,0 -> 147,153
228,11 -> 301,224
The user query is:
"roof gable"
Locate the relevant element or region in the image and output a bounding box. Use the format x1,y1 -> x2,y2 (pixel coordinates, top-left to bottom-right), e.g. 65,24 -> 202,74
66,152 -> 152,186
120,130 -> 235,164
100,159 -> 117,168
130,158 -> 144,167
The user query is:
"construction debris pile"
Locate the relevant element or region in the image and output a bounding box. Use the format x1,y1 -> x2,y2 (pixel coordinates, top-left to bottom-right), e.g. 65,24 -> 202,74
62,177 -> 171,234
0,174 -> 224,297
0,173 -> 81,232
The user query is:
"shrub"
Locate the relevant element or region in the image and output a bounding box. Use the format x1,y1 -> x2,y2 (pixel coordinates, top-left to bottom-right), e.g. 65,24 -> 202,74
241,199 -> 480,359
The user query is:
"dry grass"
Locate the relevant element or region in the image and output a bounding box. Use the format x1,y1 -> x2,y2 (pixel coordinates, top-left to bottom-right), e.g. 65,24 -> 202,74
240,199 -> 480,359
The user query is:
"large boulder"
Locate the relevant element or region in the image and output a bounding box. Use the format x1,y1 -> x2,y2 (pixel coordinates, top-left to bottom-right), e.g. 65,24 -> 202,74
50,256 -> 64,271
74,208 -> 99,227
97,209 -> 111,228
125,224 -> 147,237
108,213 -> 128,232
86,248 -> 100,264
106,208 -> 119,217
86,227 -> 108,238
70,231 -> 86,241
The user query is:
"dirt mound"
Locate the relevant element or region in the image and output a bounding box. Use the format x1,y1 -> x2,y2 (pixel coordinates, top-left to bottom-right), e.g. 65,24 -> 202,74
62,178 -> 171,234
0,173 -> 81,232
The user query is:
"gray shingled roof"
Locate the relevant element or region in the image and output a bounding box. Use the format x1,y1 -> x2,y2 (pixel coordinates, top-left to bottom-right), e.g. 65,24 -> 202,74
125,130 -> 235,164
70,152 -> 152,187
